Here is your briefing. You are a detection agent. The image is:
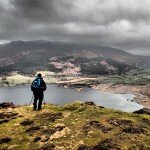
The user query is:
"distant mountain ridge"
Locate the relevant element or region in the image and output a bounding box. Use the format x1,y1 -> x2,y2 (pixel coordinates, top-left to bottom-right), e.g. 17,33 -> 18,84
0,40 -> 149,75
0,40 -> 131,57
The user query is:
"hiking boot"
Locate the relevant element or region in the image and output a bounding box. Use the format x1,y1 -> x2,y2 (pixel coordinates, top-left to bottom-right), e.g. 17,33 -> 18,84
38,101 -> 42,111
38,106 -> 41,111
33,107 -> 36,111
33,103 -> 37,111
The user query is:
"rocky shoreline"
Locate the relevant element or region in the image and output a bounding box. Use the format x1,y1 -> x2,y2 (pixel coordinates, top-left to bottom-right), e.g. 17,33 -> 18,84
92,84 -> 150,109
58,80 -> 150,109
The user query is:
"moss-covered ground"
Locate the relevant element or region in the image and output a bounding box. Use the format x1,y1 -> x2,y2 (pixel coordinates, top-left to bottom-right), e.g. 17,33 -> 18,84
0,102 -> 150,150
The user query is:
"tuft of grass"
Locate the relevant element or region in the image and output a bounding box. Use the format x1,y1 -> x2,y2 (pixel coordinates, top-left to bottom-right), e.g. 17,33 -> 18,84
0,102 -> 150,149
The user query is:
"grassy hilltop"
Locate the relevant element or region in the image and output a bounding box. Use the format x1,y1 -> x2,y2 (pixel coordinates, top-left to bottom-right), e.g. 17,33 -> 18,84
0,102 -> 150,150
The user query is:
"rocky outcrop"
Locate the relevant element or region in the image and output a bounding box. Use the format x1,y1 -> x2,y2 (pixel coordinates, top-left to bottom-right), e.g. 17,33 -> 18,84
0,137 -> 11,144
25,126 -> 40,132
84,101 -> 95,106
0,102 -> 15,108
40,143 -> 55,150
123,126 -> 144,134
20,119 -> 34,126
78,138 -> 121,150
35,112 -> 63,122
133,108 -> 150,115
84,120 -> 112,133
0,111 -> 18,124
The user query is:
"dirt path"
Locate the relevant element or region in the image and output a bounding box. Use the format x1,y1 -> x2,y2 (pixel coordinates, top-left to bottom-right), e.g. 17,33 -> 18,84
57,77 -> 97,84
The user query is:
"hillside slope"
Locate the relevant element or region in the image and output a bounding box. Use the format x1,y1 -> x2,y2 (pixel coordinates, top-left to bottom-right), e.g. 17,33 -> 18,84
0,40 -> 146,75
0,102 -> 150,149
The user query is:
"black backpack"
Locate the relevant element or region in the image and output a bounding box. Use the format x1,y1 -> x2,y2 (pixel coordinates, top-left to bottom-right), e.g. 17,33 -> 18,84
32,78 -> 42,90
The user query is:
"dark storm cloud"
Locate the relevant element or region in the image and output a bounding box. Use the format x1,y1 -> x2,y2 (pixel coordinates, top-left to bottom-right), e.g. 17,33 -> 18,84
0,0 -> 150,55
11,0 -> 58,22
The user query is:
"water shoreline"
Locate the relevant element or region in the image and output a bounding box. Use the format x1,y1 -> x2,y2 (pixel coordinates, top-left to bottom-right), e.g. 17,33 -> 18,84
0,75 -> 149,110
0,83 -> 143,112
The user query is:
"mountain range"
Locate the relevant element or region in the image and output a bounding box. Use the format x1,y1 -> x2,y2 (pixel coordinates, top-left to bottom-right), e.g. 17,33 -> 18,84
0,40 -> 149,75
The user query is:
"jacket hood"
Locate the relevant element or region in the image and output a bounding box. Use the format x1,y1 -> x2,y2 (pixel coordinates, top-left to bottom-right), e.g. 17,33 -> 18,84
36,76 -> 43,79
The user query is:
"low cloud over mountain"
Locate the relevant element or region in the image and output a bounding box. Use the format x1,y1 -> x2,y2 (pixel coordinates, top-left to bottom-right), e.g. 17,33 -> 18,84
0,0 -> 150,55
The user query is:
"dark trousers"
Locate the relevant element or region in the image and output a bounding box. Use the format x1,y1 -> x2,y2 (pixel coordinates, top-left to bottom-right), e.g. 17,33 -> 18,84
33,91 -> 43,110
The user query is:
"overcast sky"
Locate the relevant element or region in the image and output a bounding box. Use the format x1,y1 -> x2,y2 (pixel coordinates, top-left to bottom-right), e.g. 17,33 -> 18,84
0,0 -> 150,55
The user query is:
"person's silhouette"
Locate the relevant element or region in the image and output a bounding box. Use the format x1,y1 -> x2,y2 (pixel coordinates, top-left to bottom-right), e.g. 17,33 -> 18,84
31,73 -> 46,110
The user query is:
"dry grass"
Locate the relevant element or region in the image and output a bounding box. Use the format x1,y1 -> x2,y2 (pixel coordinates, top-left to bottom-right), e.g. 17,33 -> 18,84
0,102 -> 150,150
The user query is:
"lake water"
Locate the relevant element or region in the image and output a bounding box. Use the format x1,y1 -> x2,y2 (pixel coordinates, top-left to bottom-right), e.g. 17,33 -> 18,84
0,84 -> 143,112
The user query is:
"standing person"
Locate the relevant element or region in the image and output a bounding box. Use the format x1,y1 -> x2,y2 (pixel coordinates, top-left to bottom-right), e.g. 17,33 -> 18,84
31,73 -> 46,110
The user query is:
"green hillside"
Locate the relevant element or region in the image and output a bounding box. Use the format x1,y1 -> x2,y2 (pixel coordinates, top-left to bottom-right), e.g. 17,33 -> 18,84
0,102 -> 150,150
